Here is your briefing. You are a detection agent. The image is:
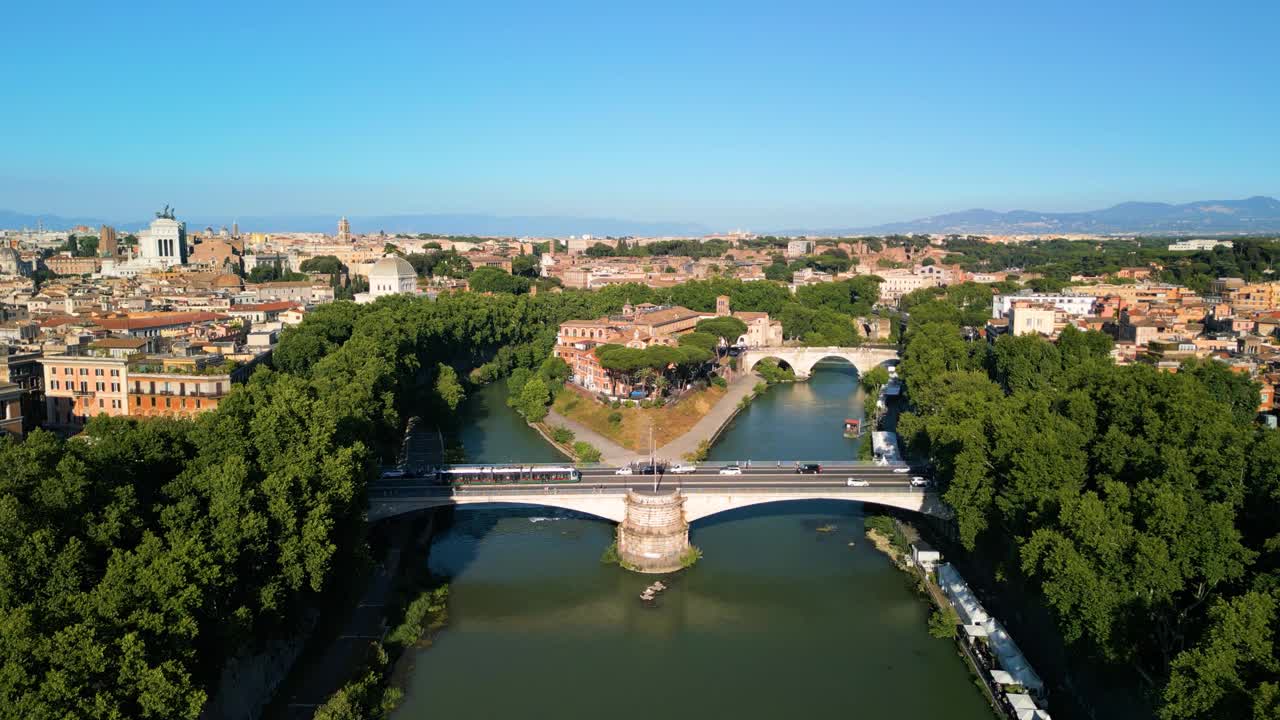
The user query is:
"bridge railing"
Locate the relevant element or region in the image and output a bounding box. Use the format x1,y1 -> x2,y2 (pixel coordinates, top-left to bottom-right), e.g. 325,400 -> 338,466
370,484 -> 932,500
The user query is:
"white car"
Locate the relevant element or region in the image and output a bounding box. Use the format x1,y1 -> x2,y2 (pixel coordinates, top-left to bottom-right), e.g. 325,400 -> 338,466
892,467 -> 910,474
614,467 -> 634,476
670,464 -> 698,474
380,469 -> 407,479
718,465 -> 743,476
910,476 -> 930,487
846,478 -> 870,487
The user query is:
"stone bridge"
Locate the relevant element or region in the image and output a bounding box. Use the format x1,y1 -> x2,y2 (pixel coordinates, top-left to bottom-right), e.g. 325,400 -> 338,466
369,485 -> 945,573
740,345 -> 899,378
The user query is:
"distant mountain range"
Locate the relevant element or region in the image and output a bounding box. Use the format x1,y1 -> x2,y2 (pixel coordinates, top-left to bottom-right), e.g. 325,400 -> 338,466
793,196 -> 1280,236
4,195 -> 1279,237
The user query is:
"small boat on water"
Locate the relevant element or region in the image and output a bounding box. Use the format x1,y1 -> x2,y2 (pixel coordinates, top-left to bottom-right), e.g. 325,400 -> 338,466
843,418 -> 861,438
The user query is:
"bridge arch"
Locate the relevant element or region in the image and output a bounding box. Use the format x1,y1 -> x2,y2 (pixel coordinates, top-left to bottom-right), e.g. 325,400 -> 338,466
682,490 -> 946,522
741,346 -> 900,378
369,493 -> 629,524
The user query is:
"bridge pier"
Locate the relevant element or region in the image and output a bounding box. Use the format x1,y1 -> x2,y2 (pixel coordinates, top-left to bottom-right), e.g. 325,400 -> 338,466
616,490 -> 690,573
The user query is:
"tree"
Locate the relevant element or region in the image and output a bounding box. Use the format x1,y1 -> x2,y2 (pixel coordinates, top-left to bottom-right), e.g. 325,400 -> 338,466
1160,592 -> 1278,720
517,377 -> 550,422
468,267 -> 531,294
247,261 -> 306,283
300,255 -> 346,275
860,365 -> 890,394
695,316 -> 747,344
511,254 -> 540,278
434,364 -> 465,411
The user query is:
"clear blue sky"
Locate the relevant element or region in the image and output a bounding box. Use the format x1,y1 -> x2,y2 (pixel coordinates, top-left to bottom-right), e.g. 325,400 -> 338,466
3,0 -> 1277,229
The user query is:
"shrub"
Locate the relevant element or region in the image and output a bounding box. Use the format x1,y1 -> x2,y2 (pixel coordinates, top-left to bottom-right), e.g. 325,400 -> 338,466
573,441 -> 602,463
928,606 -> 960,639
711,376 -> 728,389
639,399 -> 652,409
623,400 -> 635,408
753,382 -> 768,395
684,439 -> 711,462
607,411 -> 623,426
550,426 -> 575,444
679,545 -> 703,568
610,400 -> 621,409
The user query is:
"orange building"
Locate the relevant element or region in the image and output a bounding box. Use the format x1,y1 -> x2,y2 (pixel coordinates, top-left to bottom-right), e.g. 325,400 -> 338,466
40,355 -> 130,429
127,368 -> 230,417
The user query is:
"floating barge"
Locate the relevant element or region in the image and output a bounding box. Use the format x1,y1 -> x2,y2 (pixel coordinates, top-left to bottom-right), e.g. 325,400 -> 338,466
843,418 -> 861,438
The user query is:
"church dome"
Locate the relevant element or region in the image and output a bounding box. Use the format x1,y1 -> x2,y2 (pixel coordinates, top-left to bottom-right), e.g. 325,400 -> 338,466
370,254 -> 416,279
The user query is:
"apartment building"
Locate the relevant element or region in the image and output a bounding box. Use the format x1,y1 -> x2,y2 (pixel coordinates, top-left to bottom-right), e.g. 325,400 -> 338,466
1008,302 -> 1067,337
40,355 -> 129,428
127,359 -> 231,418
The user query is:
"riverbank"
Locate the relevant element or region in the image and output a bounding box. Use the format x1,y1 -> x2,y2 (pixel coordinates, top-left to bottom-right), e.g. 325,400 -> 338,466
263,511 -> 443,720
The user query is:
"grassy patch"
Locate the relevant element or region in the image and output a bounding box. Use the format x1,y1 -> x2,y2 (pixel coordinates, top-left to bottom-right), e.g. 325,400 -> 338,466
679,545 -> 704,568
551,384 -> 728,451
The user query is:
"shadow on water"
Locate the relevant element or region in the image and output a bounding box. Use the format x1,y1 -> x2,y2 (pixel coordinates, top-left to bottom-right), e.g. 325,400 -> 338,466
691,497 -> 870,531
406,503 -> 615,585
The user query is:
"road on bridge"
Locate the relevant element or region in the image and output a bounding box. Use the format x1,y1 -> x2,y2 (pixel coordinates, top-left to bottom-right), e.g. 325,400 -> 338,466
369,463 -> 929,497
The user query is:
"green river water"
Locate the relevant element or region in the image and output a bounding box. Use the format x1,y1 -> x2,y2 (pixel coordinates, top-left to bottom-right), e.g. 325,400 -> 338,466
391,363 -> 995,719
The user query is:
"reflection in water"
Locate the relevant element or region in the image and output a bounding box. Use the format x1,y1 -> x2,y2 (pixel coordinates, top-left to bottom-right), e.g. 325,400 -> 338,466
391,366 -> 990,720
710,361 -> 868,461
391,504 -> 992,720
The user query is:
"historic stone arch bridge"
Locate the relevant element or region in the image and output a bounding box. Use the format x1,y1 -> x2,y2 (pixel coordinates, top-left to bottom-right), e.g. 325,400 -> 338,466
369,481 -> 945,574
740,345 -> 899,378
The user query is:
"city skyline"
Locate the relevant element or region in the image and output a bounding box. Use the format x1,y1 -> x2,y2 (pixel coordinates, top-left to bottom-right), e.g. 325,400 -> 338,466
4,1 -> 1278,227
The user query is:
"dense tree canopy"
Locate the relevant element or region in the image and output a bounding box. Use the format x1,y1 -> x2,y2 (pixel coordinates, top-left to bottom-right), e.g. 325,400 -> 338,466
895,295 -> 1280,719
0,288 -> 662,718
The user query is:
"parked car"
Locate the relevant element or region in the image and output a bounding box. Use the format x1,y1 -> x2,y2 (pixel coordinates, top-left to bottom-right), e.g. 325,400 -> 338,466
718,465 -> 743,475
910,476 -> 930,487
892,467 -> 910,474
380,468 -> 407,479
615,467 -> 634,476
846,478 -> 870,487
796,463 -> 822,474
671,464 -> 698,474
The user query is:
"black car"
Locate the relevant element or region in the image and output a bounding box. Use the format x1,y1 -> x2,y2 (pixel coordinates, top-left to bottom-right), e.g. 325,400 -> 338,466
796,463 -> 822,474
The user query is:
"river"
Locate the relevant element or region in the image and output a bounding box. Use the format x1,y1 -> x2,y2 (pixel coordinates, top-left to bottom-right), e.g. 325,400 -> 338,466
391,363 -> 994,719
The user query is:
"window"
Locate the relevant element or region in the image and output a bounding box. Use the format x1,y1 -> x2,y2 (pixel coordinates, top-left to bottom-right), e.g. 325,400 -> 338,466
63,367 -> 71,375
110,369 -> 119,377
80,382 -> 87,392
98,399 -> 103,409
165,398 -> 171,408
50,380 -> 58,389
95,369 -> 103,376
95,382 -> 103,391
110,383 -> 118,392
150,397 -> 156,407
79,368 -> 88,375
135,397 -> 141,406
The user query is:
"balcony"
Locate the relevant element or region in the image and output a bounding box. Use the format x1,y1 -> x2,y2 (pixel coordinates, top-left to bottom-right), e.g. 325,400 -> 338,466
131,389 -> 226,398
